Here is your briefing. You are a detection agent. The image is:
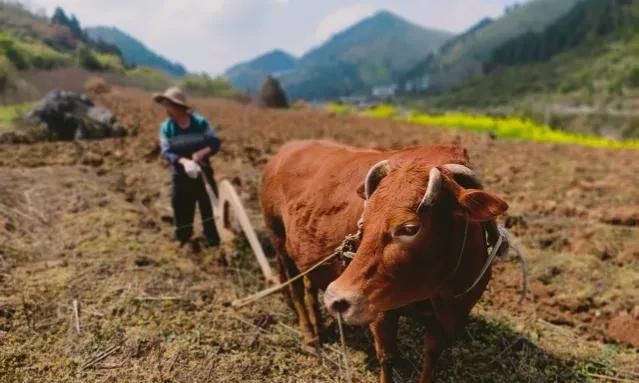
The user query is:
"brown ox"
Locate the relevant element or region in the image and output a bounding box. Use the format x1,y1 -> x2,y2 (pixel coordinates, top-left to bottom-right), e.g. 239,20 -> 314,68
261,140 -> 508,383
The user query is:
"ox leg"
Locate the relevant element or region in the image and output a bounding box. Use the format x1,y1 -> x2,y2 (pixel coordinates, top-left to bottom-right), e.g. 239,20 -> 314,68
370,311 -> 399,383
275,244 -> 295,311
417,327 -> 443,383
303,275 -> 323,344
283,256 -> 319,348
418,298 -> 467,383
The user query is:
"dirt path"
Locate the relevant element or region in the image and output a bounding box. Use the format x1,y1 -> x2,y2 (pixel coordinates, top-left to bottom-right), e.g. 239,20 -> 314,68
0,86 -> 637,382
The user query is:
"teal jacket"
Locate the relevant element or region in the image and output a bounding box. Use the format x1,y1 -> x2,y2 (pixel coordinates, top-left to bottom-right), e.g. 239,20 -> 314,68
159,113 -> 221,172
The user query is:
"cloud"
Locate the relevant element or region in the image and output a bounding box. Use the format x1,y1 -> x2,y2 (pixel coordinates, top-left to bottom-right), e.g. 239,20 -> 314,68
314,4 -> 378,44
20,0 -> 518,75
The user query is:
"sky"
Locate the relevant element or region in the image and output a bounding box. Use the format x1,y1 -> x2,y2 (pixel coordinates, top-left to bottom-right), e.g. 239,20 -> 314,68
21,0 -> 521,75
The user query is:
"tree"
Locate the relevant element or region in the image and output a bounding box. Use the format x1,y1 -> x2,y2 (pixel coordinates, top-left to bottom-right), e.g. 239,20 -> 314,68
259,76 -> 289,108
51,7 -> 86,41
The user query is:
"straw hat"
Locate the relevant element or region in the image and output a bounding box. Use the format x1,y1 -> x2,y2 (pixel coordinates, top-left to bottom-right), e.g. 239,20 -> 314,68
153,86 -> 191,109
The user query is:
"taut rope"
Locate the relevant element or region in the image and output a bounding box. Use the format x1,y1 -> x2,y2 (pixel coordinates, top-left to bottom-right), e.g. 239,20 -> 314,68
230,219 -> 364,308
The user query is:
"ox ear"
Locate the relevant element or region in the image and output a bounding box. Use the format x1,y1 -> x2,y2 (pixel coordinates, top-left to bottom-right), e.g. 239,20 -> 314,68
457,189 -> 508,222
358,160 -> 390,200
440,170 -> 508,222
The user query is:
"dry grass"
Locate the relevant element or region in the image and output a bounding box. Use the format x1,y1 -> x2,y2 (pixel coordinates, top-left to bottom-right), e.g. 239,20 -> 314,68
0,85 -> 637,382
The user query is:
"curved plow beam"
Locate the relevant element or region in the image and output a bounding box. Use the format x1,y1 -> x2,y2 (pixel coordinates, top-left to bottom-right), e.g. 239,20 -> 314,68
204,178 -> 277,285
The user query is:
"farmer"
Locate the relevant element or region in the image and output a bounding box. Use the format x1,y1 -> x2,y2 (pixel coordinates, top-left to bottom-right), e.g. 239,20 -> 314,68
155,86 -> 221,248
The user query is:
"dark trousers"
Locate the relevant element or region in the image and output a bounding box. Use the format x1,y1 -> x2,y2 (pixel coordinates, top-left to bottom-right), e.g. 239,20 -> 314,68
171,167 -> 220,245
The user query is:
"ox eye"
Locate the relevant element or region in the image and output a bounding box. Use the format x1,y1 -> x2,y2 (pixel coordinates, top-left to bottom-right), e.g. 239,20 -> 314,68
393,223 -> 421,238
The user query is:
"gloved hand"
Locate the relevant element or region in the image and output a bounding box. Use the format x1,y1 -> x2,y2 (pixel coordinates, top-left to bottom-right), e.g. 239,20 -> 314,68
192,147 -> 212,163
182,159 -> 201,179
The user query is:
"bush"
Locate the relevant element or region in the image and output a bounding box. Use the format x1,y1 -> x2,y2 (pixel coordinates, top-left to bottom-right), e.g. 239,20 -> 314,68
179,73 -> 238,98
0,56 -> 15,90
628,67 -> 639,88
124,67 -> 172,91
0,31 -> 70,70
76,46 -> 104,70
0,32 -> 29,70
95,53 -> 125,72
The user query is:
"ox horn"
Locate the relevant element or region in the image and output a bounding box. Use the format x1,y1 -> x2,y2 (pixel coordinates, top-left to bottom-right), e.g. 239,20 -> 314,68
418,164 -> 481,211
364,160 -> 391,199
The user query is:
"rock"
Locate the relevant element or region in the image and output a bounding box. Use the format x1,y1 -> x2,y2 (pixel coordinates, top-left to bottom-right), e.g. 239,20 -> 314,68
25,90 -> 127,141
608,312 -> 639,348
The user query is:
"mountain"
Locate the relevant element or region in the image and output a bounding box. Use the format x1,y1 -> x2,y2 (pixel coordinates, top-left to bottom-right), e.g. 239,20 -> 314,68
224,10 -> 453,100
409,0 -> 639,138
225,49 -> 297,92
282,10 -> 452,100
404,0 -> 582,91
86,26 -> 187,76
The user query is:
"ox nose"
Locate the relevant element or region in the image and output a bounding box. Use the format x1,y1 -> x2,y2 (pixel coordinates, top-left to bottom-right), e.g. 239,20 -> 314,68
324,282 -> 369,324
329,297 -> 351,315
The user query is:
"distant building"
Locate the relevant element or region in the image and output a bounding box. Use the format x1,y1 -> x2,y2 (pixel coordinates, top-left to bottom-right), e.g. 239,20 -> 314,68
372,84 -> 398,99
404,76 -> 431,93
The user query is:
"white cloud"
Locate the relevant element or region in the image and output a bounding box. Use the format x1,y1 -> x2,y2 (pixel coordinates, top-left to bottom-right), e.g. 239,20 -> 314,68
314,4 -> 378,44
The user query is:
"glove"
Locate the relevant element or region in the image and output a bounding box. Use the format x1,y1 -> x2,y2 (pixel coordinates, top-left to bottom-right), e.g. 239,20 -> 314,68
192,147 -> 212,163
183,159 -> 201,179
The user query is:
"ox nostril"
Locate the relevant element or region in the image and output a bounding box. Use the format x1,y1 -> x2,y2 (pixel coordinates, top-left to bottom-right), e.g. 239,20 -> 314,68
330,298 -> 351,314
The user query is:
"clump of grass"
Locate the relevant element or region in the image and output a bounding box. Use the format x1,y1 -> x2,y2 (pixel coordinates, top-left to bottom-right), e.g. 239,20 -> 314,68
327,103 -> 639,149
179,73 -> 238,98
325,103 -> 350,115
94,53 -> 125,72
0,31 -> 71,70
0,102 -> 34,132
123,67 -> 172,91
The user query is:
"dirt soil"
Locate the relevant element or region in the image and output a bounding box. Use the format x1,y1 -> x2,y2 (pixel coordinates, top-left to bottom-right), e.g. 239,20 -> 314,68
1,85 -> 638,382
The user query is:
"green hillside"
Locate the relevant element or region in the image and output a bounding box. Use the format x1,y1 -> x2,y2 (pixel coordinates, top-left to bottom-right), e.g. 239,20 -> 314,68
406,0 -> 581,90
281,10 -> 453,100
0,3 -> 125,91
407,0 -> 639,139
86,26 -> 187,77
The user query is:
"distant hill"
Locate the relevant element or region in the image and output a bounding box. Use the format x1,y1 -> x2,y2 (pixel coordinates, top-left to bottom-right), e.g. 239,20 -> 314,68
225,10 -> 453,100
404,0 -> 582,90
408,0 -> 639,139
0,3 -> 125,81
225,49 -> 296,92
86,26 -> 187,76
488,0 -> 636,69
282,10 -> 452,100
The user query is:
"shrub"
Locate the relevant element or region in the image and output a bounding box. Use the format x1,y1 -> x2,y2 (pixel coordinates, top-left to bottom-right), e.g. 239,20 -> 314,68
76,46 -> 103,70
0,31 -> 70,70
124,67 -> 172,91
628,66 -> 639,88
179,73 -> 238,98
0,56 -> 15,90
95,53 -> 125,72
